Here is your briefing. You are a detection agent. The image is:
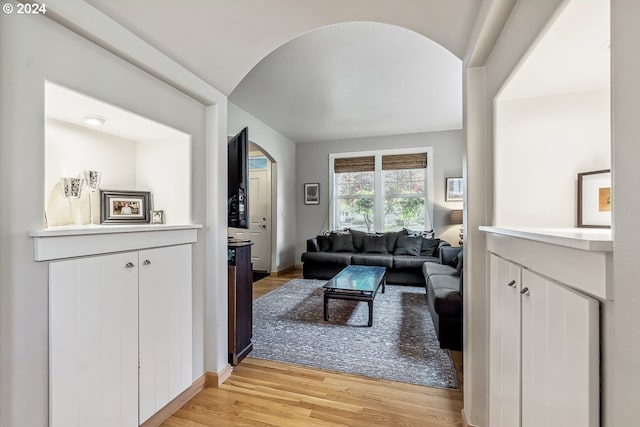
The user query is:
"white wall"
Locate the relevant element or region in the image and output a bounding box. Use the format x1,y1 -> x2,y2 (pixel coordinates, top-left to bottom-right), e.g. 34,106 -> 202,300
607,1 -> 640,425
465,0 -> 640,426
136,136 -> 192,224
495,90 -> 611,226
0,12 -> 210,427
463,0 -> 566,425
295,131 -> 464,261
45,118 -> 192,226
45,118 -> 138,225
45,118 -> 138,196
227,102 -> 297,272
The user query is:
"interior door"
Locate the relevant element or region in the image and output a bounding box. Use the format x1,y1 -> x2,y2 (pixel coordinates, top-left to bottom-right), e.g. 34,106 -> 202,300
230,166 -> 271,272
248,169 -> 270,271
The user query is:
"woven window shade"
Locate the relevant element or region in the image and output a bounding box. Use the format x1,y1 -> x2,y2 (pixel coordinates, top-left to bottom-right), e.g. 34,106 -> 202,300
334,156 -> 375,173
381,153 -> 428,170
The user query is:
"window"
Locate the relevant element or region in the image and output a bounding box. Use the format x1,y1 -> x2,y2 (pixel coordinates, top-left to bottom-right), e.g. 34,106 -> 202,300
248,156 -> 268,170
330,149 -> 432,233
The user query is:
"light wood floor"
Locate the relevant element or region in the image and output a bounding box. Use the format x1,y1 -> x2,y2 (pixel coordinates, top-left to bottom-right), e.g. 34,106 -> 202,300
162,269 -> 463,427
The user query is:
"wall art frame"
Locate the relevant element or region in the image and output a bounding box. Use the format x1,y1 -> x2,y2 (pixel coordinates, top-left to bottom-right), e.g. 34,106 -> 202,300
445,177 -> 463,202
577,169 -> 611,228
100,190 -> 151,224
304,183 -> 320,205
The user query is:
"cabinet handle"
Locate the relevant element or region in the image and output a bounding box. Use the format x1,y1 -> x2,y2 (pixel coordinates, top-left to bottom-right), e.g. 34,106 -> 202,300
520,287 -> 530,296
143,259 -> 151,265
125,262 -> 135,268
507,280 -> 517,288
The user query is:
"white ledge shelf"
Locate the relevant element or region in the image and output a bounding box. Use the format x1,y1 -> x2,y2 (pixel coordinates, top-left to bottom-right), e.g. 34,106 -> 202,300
31,224 -> 202,261
478,226 -> 612,252
480,225 -> 612,300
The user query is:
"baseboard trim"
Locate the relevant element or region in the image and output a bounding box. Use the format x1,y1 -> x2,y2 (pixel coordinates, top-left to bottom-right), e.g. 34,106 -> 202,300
270,265 -> 298,276
461,409 -> 479,427
205,364 -> 233,387
140,374 -> 206,427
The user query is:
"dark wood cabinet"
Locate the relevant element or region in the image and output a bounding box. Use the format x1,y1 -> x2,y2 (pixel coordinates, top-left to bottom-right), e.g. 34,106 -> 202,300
228,242 -> 253,365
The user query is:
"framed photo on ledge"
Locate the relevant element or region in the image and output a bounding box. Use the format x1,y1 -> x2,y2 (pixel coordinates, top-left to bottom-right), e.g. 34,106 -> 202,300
577,169 -> 611,228
100,190 -> 151,224
304,183 -> 320,205
150,210 -> 165,224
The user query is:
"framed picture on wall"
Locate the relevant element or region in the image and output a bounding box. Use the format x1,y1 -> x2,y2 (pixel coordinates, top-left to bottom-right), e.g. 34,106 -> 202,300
304,183 -> 320,205
445,177 -> 463,202
577,169 -> 611,228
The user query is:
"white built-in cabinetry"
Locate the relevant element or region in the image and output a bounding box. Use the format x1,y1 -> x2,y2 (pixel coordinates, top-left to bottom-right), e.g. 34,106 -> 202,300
482,226 -> 609,427
33,225 -> 199,427
489,254 -> 599,427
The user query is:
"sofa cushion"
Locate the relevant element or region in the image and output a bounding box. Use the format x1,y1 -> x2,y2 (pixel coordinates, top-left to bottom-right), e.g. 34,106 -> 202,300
428,275 -> 462,316
348,229 -> 367,251
316,235 -> 331,252
455,251 -> 464,276
394,235 -> 422,256
420,238 -> 441,257
301,251 -> 354,265
422,262 -> 456,279
351,253 -> 394,268
331,232 -> 356,252
393,255 -> 439,269
362,234 -> 388,253
385,230 -> 407,253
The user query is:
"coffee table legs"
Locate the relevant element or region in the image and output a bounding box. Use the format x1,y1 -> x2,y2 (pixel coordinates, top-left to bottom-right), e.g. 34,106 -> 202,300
324,291 -> 375,327
323,293 -> 329,321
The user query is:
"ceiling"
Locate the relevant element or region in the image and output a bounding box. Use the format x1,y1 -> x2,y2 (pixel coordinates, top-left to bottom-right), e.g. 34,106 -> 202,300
230,22 -> 463,142
45,82 -> 189,142
83,0 -> 481,143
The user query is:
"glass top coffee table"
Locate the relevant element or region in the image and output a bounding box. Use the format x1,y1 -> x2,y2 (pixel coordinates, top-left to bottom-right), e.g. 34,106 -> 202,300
323,265 -> 387,327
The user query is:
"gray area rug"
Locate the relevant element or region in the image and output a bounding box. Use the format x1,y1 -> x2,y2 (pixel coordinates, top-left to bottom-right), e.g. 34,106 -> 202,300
252,279 -> 460,390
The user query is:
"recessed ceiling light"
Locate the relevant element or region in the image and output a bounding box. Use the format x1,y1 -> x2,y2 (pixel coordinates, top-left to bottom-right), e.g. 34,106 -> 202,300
83,115 -> 106,126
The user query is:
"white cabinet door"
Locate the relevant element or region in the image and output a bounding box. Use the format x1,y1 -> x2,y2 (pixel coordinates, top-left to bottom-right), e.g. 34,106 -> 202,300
521,270 -> 599,427
139,245 -> 193,423
489,255 -> 522,427
49,252 -> 139,427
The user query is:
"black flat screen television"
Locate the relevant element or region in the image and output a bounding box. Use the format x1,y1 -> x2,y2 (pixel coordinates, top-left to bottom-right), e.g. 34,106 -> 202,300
228,127 -> 249,228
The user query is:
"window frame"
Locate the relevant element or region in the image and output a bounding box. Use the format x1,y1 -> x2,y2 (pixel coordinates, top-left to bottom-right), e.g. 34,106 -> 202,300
328,147 -> 434,232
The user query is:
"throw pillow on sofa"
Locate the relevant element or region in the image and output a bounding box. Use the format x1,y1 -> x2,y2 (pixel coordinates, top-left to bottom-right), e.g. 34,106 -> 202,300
362,233 -> 388,253
385,229 -> 408,253
394,235 -> 423,256
330,232 -> 356,252
420,238 -> 441,257
404,228 -> 435,239
347,228 -> 367,251
316,235 -> 331,252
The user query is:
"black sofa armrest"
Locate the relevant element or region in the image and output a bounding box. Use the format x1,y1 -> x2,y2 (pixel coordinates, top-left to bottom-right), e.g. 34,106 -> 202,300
439,246 -> 462,267
306,238 -> 320,253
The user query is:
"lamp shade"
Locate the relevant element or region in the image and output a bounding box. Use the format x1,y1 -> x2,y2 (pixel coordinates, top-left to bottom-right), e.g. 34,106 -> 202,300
449,209 -> 463,225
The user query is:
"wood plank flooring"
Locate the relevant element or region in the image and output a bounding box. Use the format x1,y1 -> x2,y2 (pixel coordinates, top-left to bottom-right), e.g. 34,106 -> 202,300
162,269 -> 463,427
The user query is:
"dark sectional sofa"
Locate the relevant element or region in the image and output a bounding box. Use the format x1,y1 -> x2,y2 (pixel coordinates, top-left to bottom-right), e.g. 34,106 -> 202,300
301,228 -> 464,351
423,246 -> 463,351
302,229 -> 450,286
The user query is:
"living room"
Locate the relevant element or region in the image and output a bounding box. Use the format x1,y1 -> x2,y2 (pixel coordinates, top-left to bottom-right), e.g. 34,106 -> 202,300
2,1 -> 639,427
